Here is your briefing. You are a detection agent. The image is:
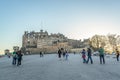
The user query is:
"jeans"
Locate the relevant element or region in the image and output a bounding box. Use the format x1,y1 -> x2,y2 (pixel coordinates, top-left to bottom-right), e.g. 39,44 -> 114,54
100,55 -> 105,64
87,56 -> 93,64
65,55 -> 68,60
117,55 -> 119,61
83,58 -> 86,63
17,58 -> 22,66
12,57 -> 17,65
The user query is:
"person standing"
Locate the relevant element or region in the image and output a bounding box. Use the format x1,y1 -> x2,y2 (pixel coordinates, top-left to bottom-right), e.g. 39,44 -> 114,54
12,51 -> 17,65
42,52 -> 44,57
116,49 -> 119,61
81,49 -> 86,63
74,52 -> 76,55
86,48 -> 93,64
65,50 -> 69,60
58,49 -> 62,60
61,48 -> 65,58
40,52 -> 42,57
17,50 -> 23,66
99,47 -> 105,64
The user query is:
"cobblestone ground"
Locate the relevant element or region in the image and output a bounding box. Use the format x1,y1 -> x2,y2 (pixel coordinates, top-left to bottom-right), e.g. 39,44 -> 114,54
0,54 -> 120,80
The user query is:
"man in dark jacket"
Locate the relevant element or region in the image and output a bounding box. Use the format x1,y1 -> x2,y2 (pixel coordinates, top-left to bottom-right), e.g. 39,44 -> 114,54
86,48 -> 93,64
116,49 -> 119,61
40,52 -> 42,57
17,50 -> 23,66
58,49 -> 62,59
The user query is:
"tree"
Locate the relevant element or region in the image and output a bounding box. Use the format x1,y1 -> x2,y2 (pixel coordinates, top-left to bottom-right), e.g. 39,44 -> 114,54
116,35 -> 120,45
107,34 -> 117,52
89,35 -> 107,51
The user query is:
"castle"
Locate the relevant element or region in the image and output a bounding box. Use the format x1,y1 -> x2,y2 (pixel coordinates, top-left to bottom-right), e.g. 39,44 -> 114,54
22,30 -> 72,54
22,30 -> 89,54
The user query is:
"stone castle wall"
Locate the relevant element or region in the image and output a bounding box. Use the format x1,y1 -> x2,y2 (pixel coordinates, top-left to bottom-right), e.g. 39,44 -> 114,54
22,30 -> 72,54
22,30 -> 89,54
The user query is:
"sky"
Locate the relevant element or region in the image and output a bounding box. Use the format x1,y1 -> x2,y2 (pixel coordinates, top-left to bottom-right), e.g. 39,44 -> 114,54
0,0 -> 120,54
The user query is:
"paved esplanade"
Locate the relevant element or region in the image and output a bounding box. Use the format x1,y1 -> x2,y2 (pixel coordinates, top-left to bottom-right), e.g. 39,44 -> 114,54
0,54 -> 120,80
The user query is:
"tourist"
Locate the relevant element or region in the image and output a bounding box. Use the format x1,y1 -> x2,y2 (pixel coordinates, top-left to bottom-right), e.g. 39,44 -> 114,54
61,48 -> 65,58
86,48 -> 93,64
63,52 -> 66,58
12,51 -> 17,65
42,52 -> 44,57
116,49 -> 119,61
81,49 -> 86,63
74,52 -> 76,55
99,47 -> 105,64
17,50 -> 23,66
65,50 -> 69,60
58,49 -> 62,60
40,52 -> 42,57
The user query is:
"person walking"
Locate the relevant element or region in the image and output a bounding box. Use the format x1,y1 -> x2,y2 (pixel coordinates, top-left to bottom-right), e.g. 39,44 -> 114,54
86,48 -> 93,64
81,49 -> 86,63
116,49 -> 119,61
99,47 -> 105,64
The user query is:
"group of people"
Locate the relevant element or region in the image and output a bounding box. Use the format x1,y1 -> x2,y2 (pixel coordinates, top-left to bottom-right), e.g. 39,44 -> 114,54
57,47 -> 105,63
57,47 -> 119,64
10,47 -> 120,66
12,50 -> 23,66
81,47 -> 120,64
81,48 -> 93,64
81,47 -> 106,64
58,48 -> 69,60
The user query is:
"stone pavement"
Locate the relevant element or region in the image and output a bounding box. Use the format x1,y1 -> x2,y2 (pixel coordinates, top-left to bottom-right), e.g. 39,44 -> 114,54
0,54 -> 120,80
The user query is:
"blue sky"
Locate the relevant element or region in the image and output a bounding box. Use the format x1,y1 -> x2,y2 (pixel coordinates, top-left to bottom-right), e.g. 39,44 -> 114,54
0,0 -> 120,54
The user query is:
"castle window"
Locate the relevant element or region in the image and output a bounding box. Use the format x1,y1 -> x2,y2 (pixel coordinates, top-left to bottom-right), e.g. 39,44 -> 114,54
27,40 -> 30,44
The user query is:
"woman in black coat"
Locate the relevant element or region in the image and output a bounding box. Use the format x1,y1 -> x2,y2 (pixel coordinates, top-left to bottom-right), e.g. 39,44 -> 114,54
17,50 -> 23,66
58,49 -> 62,59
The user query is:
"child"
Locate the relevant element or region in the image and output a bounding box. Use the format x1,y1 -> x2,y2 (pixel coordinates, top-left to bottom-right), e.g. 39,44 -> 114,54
81,49 -> 86,63
65,52 -> 69,60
